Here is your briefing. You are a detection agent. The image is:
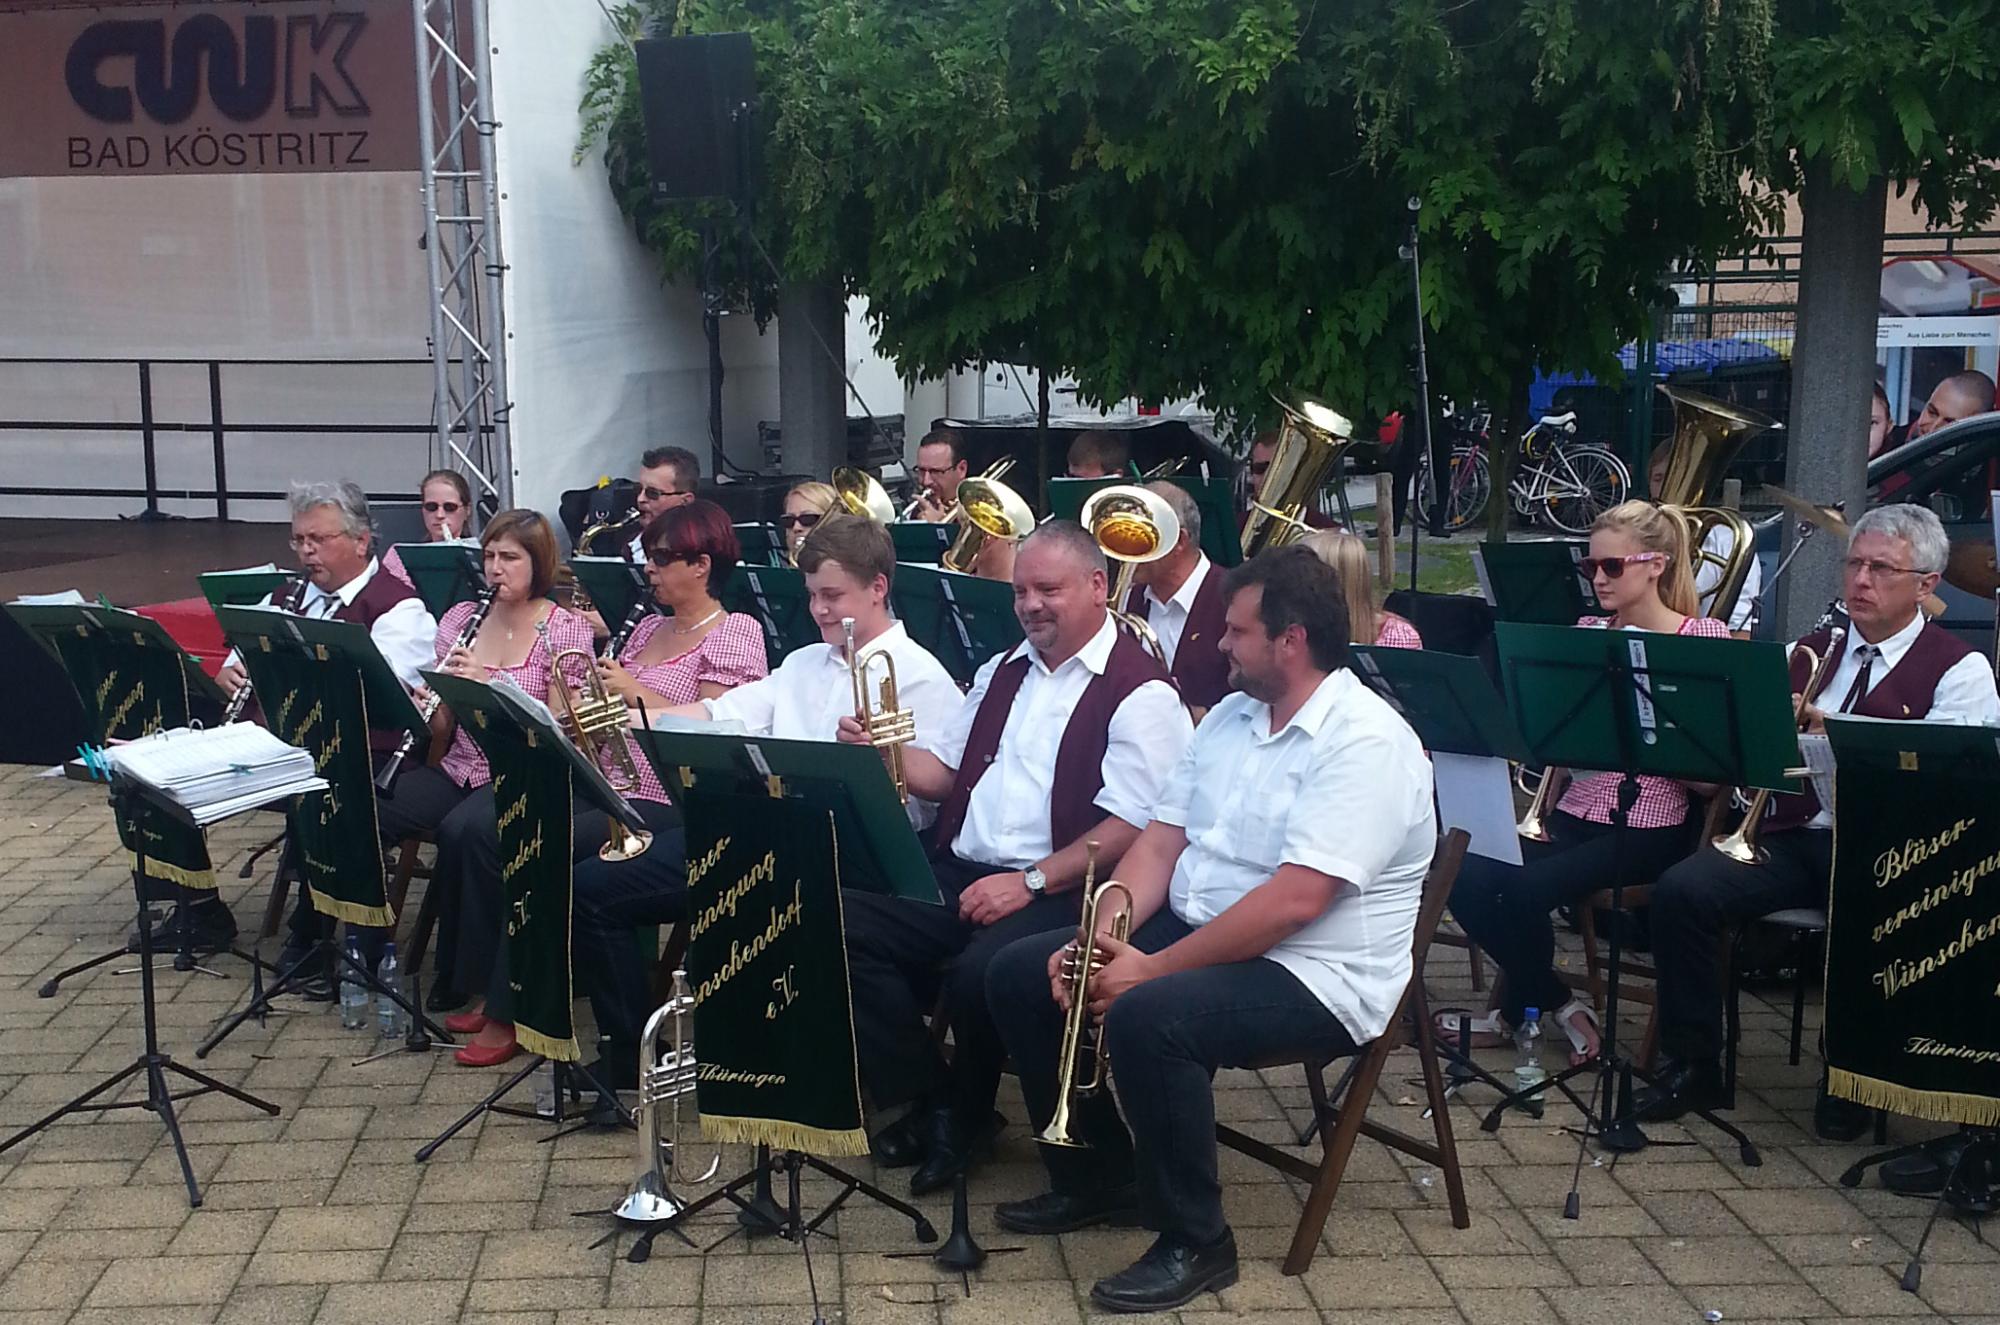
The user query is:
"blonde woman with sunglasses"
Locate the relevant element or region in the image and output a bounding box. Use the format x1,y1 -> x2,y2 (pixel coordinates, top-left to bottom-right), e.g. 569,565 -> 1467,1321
1438,500 -> 1727,1064
383,469 -> 474,588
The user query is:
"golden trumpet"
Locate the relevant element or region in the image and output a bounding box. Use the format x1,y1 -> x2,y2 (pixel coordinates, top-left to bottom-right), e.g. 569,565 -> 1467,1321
843,616 -> 916,802
1039,842 -> 1134,1150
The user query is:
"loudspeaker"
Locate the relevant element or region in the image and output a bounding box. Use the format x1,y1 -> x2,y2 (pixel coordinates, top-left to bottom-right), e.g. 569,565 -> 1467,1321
634,32 -> 758,203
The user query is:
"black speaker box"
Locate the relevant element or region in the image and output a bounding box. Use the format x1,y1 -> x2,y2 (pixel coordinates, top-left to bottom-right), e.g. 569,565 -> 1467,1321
634,32 -> 758,203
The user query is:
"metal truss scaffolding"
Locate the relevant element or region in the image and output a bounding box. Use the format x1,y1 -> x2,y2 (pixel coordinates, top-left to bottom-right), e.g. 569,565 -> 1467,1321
412,0 -> 512,509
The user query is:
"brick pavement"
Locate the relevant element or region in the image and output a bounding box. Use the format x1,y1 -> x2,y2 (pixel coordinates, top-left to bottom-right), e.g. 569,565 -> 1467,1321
0,764 -> 1995,1323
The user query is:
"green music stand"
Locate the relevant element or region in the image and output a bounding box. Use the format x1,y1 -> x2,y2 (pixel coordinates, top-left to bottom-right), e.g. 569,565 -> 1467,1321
198,566 -> 292,610
735,521 -> 787,568
9,599 -> 228,709
1049,475 -> 1243,567
1475,540 -> 1599,624
891,564 -> 1023,686
1350,645 -> 1529,760
394,542 -> 485,619
890,521 -> 955,566
721,563 -> 820,664
212,607 -> 428,744
570,556 -> 653,637
635,727 -> 942,905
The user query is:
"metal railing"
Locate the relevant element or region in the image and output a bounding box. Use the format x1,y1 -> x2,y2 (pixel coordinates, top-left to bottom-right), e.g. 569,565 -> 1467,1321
0,356 -> 479,519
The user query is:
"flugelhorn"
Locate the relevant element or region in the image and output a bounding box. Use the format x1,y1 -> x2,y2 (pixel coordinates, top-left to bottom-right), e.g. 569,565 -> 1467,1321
1082,483 -> 1179,668
614,968 -> 721,1225
843,616 -> 916,802
548,630 -> 653,862
1711,609 -> 1847,865
377,586 -> 497,793
1040,842 -> 1134,1150
221,575 -> 310,724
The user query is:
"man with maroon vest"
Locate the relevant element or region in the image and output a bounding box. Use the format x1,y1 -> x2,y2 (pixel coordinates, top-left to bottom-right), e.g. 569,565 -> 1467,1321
1636,505 -> 1998,1134
1124,481 -> 1230,716
839,520 -> 1194,1195
215,481 -> 437,981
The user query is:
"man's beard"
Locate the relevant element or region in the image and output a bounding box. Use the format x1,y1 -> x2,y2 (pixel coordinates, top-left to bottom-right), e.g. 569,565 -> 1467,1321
1228,659 -> 1280,703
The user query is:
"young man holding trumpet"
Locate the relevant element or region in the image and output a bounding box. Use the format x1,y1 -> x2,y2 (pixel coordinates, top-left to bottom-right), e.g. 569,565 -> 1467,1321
984,546 -> 1436,1313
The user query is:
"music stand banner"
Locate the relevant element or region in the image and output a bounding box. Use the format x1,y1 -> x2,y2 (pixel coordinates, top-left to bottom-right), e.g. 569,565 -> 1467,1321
683,787 -> 868,1157
1823,718 -> 2000,1127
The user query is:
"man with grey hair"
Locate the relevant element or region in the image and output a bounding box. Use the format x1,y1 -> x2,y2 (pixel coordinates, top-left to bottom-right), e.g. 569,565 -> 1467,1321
1125,480 -> 1230,712
1636,502 -> 1997,1137
837,519 -> 1193,1195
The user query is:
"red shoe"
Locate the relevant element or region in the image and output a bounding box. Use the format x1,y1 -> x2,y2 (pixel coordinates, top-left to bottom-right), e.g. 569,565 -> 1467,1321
444,1010 -> 488,1035
453,1027 -> 518,1067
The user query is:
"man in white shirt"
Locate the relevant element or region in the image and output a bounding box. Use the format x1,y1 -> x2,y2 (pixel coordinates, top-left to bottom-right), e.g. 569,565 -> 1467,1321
1125,481 -> 1230,713
839,521 -> 1192,1196
985,546 -> 1436,1312
907,427 -> 968,523
1638,504 -> 2000,1136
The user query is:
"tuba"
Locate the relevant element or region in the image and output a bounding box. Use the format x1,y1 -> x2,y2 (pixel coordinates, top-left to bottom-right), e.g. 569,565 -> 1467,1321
613,968 -> 721,1225
1081,483 -> 1179,668
1241,393 -> 1355,557
831,466 -> 897,523
1039,843 -> 1134,1149
547,634 -> 653,862
843,617 -> 917,802
1652,384 -> 1777,625
940,472 -> 1036,574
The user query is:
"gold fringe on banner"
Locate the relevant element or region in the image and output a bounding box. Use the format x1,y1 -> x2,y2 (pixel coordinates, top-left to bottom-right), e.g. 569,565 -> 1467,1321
515,1022 -> 580,1063
134,854 -> 216,892
699,1113 -> 869,1158
306,886 -> 395,930
1828,1067 -> 2000,1128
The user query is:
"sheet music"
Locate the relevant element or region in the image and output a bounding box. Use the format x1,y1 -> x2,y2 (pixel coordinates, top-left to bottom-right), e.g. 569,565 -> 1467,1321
99,724 -> 324,824
1470,548 -> 1496,605
1433,752 -> 1523,866
208,562 -> 281,576
1799,732 -> 1836,811
11,589 -> 87,606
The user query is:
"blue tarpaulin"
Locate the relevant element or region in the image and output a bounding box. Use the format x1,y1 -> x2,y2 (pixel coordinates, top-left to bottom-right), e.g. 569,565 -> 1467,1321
1531,338 -> 1782,416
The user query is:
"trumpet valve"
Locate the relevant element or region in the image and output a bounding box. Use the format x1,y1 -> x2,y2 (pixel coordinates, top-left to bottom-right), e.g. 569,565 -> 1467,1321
864,707 -> 917,748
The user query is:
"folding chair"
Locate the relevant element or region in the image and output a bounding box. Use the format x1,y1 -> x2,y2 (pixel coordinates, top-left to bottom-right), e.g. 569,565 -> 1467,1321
1216,828 -> 1474,1275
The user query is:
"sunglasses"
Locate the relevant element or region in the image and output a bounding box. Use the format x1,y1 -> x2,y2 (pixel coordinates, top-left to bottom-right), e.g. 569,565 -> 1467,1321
1577,551 -> 1665,580
422,500 -> 463,514
646,548 -> 698,567
641,485 -> 689,502
778,512 -> 824,530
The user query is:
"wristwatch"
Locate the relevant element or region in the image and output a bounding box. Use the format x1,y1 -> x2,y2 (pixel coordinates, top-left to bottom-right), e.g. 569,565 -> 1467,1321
1022,865 -> 1048,895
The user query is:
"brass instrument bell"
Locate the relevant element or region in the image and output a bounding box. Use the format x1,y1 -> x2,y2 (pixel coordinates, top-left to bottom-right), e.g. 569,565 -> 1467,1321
831,466 -> 898,523
1241,393 -> 1354,557
614,968 -> 719,1225
548,642 -> 653,861
1081,483 -> 1181,667
1040,842 -> 1134,1149
940,473 -> 1036,574
1652,384 -> 1778,625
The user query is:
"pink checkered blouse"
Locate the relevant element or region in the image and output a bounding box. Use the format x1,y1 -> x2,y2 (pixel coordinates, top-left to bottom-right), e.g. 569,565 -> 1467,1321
614,612 -> 767,804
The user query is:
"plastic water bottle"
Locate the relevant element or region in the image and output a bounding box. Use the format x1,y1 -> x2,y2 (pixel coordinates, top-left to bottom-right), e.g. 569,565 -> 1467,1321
1514,1007 -> 1547,1095
338,935 -> 370,1031
374,942 -> 407,1039
531,1061 -> 557,1118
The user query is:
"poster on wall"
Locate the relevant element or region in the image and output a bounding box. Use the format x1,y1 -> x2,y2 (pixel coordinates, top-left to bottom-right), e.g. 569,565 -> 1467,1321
0,0 -> 420,178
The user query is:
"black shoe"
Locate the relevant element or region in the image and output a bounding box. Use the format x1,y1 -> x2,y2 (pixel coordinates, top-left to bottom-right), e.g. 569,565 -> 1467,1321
870,1112 -> 928,1169
129,900 -> 237,955
582,1052 -> 639,1094
908,1107 -> 1003,1197
1090,1231 -> 1239,1313
275,939 -> 325,981
424,982 -> 467,1013
1880,1134 -> 1970,1195
1813,1082 -> 1873,1143
1630,1058 -> 1725,1123
996,1185 -> 1141,1235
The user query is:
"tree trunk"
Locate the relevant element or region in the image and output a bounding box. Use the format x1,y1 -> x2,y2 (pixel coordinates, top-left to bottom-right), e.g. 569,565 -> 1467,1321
1775,166 -> 1887,639
1484,359 -> 1535,543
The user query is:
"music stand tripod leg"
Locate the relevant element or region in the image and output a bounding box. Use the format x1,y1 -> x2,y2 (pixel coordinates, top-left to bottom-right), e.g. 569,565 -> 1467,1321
415,1053 -> 547,1162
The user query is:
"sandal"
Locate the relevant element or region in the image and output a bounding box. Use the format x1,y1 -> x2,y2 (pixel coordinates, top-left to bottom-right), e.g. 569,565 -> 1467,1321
1551,998 -> 1602,1066
1432,1007 -> 1511,1050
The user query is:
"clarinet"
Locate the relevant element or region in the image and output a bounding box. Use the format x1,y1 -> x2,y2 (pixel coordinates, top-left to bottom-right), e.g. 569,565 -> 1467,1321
221,575 -> 310,723
376,586 -> 498,794
603,599 -> 653,663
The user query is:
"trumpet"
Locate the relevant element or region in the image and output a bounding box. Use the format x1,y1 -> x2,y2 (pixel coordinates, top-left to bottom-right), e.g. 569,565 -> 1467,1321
1711,616 -> 1846,865
1040,842 -> 1134,1150
221,575 -> 309,724
377,586 -> 497,793
614,967 -> 721,1225
548,632 -> 653,862
843,616 -> 916,802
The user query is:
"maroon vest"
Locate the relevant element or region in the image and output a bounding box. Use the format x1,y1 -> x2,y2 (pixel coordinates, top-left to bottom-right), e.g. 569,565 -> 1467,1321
1764,618 -> 1976,832
330,564 -> 423,749
1126,560 -> 1232,711
931,626 -> 1169,861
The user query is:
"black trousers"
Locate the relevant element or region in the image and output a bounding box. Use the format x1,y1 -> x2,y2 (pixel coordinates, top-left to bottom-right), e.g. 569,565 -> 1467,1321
1447,809 -> 1694,1025
572,801 -> 690,1057
987,912 -> 1358,1246
842,854 -> 1081,1115
1650,828 -> 1830,1064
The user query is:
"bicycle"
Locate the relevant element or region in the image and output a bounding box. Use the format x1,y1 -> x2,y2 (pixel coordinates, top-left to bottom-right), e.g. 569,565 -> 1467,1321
1419,410 -> 1630,536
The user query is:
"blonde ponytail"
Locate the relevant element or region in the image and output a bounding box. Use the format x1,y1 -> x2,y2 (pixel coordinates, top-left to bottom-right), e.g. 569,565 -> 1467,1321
1300,529 -> 1380,644
1591,500 -> 1697,617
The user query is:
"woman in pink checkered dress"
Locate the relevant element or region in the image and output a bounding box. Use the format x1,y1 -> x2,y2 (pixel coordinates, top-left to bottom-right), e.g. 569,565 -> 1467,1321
1302,529 -> 1425,649
1439,502 -> 1728,1064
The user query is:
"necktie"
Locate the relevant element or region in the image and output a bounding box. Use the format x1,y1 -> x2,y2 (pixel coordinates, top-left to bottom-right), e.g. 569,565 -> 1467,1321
1837,644 -> 1878,713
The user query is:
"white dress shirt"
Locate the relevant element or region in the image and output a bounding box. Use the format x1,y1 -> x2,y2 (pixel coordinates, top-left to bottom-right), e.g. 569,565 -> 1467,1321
222,558 -> 438,691
1155,669 -> 1436,1042
1694,523 -> 1761,633
932,614 -> 1193,869
1803,610 -> 2000,829
699,620 -> 964,827
1140,555 -> 1212,672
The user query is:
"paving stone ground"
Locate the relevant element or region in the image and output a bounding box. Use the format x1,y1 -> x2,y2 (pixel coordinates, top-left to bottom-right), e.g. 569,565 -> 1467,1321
1,764 -> 1995,1323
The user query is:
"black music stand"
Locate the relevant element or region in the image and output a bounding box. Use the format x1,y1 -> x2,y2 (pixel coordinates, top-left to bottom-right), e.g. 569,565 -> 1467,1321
721,563 -> 820,664
0,771 -> 281,1207
890,564 -> 1023,688
393,541 -> 485,619
1478,624 -> 1795,1218
1475,540 -> 1599,625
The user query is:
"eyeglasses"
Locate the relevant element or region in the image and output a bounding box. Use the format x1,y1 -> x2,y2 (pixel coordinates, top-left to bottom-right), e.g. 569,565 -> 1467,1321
646,548 -> 697,567
1844,557 -> 1925,580
641,485 -> 690,502
778,512 -> 824,530
422,500 -> 462,514
288,532 -> 355,552
913,465 -> 957,480
1577,551 -> 1665,580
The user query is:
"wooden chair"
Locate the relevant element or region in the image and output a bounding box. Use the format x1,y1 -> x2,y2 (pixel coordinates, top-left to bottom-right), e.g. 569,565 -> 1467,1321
1216,828 -> 1474,1276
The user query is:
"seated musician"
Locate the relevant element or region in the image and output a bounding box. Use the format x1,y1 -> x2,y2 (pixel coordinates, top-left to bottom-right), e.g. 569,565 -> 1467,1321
1634,504 -> 1999,1136
1067,429 -> 1130,479
838,520 -> 1193,1196
1123,482 -> 1230,714
382,468 -> 475,589
566,500 -> 768,1087
984,547 -> 1436,1312
1301,528 -> 1424,648
779,481 -> 837,561
1441,501 -> 1726,1063
908,427 -> 968,523
210,481 -> 436,971
629,446 -> 701,559
365,511 -> 594,1051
